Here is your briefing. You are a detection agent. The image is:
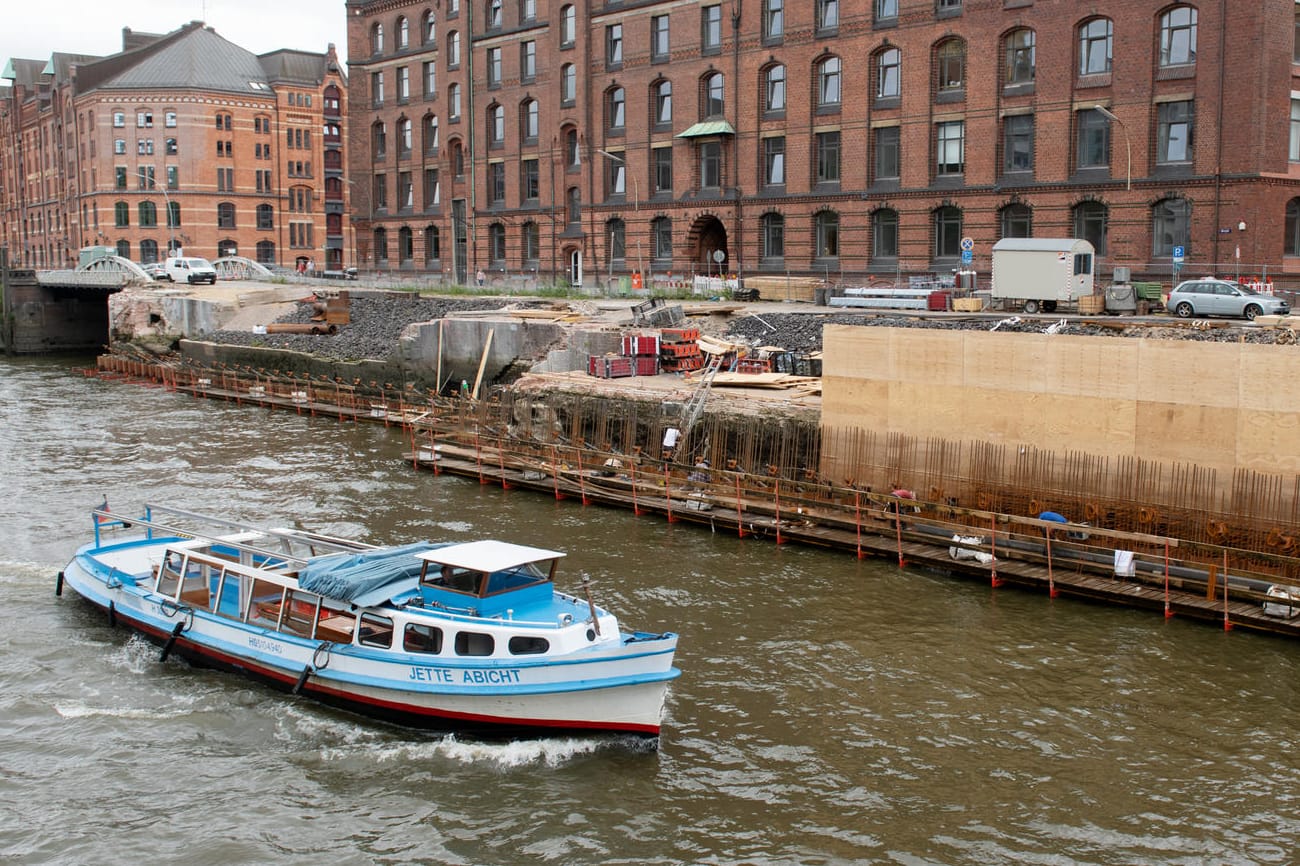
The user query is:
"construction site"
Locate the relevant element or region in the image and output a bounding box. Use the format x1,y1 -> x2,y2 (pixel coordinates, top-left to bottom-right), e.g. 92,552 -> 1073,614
89,283 -> 1300,639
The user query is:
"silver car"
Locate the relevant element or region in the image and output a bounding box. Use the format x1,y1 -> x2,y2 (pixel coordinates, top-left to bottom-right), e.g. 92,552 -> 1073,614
1168,278 -> 1290,321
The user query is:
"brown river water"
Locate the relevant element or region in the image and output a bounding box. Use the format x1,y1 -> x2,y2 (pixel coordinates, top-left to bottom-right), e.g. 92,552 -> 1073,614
1,355 -> 1297,865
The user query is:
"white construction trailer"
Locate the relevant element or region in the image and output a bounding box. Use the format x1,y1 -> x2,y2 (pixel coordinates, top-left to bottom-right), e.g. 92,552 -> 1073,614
990,238 -> 1096,313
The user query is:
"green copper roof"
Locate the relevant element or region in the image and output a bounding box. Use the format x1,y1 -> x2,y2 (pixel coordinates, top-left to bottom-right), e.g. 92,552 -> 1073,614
675,120 -> 735,138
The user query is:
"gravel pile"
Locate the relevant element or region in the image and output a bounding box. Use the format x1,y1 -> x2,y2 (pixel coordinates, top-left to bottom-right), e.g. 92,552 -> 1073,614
202,294 -> 1299,363
204,296 -> 522,361
724,313 -> 1300,353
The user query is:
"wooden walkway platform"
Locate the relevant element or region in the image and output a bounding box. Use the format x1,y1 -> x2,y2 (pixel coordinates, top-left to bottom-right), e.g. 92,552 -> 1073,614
89,354 -> 1300,642
410,442 -> 1300,641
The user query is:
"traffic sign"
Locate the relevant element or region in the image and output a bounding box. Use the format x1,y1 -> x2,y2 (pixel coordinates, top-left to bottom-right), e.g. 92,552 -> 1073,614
960,250 -> 973,265
1172,245 -> 1185,263
960,237 -> 974,252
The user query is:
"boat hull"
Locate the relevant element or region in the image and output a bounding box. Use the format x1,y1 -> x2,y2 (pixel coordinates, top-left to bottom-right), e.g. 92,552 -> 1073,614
61,547 -> 677,739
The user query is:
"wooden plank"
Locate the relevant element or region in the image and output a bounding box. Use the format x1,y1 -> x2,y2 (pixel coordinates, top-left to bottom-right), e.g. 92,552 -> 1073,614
471,327 -> 494,400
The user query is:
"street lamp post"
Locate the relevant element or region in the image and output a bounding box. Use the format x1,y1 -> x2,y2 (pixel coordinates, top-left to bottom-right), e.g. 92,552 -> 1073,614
596,149 -> 644,288
1236,220 -> 1246,282
141,168 -> 177,258
1094,104 -> 1131,191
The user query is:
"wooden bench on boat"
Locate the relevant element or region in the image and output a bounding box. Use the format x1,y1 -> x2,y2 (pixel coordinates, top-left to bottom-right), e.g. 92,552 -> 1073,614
254,599 -> 357,643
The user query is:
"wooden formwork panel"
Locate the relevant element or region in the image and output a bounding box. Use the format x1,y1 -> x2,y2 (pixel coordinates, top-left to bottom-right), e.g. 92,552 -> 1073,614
821,325 -> 1300,487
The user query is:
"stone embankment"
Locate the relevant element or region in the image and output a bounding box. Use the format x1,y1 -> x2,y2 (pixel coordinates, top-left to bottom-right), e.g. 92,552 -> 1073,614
196,294 -> 1300,362
726,312 -> 1300,352
205,296 -> 525,361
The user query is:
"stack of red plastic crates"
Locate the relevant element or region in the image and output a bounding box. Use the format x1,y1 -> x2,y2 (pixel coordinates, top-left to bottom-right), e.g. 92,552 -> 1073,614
621,332 -> 661,376
659,326 -> 703,373
587,354 -> 636,378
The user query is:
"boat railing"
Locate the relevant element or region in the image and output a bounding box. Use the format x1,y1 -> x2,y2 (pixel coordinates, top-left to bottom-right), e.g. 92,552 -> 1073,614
143,504 -> 376,556
405,597 -> 595,631
90,504 -> 374,568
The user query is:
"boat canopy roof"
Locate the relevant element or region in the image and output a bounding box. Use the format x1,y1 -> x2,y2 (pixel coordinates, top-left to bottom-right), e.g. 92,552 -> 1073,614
416,540 -> 565,574
298,541 -> 438,602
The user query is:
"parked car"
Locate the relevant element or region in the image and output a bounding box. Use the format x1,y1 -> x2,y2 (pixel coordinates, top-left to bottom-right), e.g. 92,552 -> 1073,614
1167,278 -> 1290,321
141,262 -> 166,280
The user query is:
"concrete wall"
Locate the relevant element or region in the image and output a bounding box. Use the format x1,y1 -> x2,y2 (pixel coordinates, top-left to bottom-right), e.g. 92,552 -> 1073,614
399,316 -> 576,388
180,314 -> 588,394
820,325 -> 1300,484
1,270 -> 111,354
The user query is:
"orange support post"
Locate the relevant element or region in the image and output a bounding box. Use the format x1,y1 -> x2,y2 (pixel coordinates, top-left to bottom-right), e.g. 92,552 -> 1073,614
576,449 -> 589,506
664,465 -> 676,523
1046,528 -> 1057,597
893,497 -> 905,568
735,475 -> 746,538
474,429 -> 486,484
551,446 -> 565,501
497,434 -> 511,490
854,490 -> 864,559
1222,549 -> 1232,631
774,479 -> 785,545
630,459 -> 642,515
990,512 -> 1002,587
1164,541 -> 1173,618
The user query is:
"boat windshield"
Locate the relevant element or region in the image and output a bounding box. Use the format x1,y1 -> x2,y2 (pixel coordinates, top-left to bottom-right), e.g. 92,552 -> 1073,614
424,559 -> 553,596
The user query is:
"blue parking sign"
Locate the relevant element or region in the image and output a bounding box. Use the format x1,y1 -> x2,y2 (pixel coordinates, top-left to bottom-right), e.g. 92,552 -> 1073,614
1172,245 -> 1185,262
961,249 -> 973,264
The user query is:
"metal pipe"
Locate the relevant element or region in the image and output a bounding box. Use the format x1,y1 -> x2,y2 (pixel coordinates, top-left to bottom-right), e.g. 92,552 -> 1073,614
1093,104 -> 1130,191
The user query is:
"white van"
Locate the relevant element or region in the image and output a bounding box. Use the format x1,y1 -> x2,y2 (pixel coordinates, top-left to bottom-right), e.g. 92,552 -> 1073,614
162,256 -> 218,285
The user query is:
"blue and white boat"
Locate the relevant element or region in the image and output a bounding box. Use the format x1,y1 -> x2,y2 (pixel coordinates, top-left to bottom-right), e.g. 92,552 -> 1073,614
59,504 -> 680,738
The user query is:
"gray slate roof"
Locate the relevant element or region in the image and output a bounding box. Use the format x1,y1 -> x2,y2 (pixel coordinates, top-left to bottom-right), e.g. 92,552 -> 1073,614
90,24 -> 273,96
259,50 -> 328,86
3,58 -> 48,88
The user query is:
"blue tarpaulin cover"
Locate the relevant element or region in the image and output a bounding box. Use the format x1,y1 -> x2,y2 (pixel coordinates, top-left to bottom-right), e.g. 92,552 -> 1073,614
298,542 -> 436,602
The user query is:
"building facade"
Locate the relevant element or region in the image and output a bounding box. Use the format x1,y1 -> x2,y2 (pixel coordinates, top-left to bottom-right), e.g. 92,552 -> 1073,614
0,22 -> 350,271
346,0 -> 1300,289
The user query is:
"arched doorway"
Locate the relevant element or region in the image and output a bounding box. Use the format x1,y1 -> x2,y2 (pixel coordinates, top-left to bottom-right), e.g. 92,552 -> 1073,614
688,214 -> 729,275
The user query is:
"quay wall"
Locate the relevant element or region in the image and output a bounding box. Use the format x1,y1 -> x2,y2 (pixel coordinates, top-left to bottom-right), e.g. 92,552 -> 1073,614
397,318 -> 620,384
180,316 -> 622,393
819,325 -> 1300,522
1,268 -> 111,354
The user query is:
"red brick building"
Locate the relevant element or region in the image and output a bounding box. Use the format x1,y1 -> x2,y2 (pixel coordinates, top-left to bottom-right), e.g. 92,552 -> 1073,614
345,0 -> 1300,289
0,22 -> 350,272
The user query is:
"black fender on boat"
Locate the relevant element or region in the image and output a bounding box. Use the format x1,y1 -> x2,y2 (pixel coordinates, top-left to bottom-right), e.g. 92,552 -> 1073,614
159,621 -> 186,662
292,665 -> 312,695
108,600 -> 116,628
55,571 -> 64,597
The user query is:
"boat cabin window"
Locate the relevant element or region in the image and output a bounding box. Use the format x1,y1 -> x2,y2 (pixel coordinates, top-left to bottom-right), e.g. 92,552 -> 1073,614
426,565 -> 483,594
454,631 -> 495,656
247,578 -> 288,627
508,635 -> 549,655
483,560 -> 552,596
211,568 -> 242,617
155,550 -> 186,597
358,612 -> 394,648
419,556 -> 556,598
316,608 -> 357,643
404,623 -> 444,654
280,590 -> 321,637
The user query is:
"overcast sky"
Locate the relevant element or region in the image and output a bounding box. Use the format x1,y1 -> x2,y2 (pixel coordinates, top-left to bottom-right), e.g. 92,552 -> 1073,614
1,0 -> 350,68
